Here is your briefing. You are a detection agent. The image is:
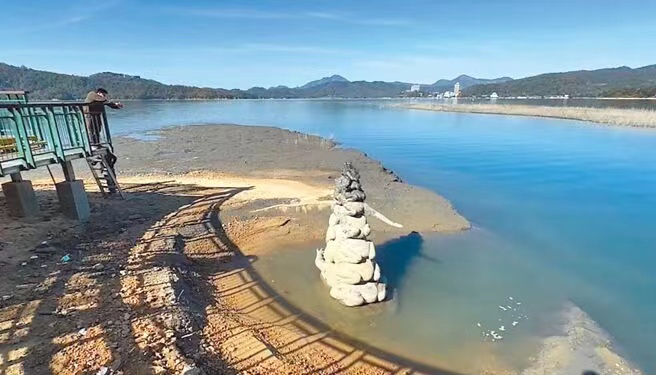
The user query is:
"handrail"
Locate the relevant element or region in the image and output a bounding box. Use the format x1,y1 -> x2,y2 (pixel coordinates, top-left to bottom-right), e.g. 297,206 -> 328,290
0,101 -> 112,176
0,102 -> 88,109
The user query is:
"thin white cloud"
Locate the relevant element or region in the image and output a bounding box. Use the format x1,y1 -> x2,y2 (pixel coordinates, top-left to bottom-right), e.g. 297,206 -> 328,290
305,11 -> 345,20
4,43 -> 353,58
169,7 -> 411,27
9,0 -> 121,34
177,8 -> 291,19
239,43 -> 350,54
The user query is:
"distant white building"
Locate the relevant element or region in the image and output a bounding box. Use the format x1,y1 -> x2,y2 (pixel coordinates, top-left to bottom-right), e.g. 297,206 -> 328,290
490,92 -> 499,99
443,91 -> 454,98
454,82 -> 461,97
410,84 -> 421,92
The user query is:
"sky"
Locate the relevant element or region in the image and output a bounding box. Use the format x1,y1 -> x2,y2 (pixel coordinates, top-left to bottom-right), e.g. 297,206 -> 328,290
3,0 -> 656,89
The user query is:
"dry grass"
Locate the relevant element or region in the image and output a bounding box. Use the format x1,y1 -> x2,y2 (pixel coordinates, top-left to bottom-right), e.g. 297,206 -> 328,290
404,103 -> 656,128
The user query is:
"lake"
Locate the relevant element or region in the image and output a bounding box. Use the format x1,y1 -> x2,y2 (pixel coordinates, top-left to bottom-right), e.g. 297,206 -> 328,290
110,100 -> 656,373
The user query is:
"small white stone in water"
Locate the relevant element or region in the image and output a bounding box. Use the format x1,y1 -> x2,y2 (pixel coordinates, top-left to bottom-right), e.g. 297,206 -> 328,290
499,306 -> 507,311
517,302 -> 522,305
512,321 -> 519,326
506,305 -> 512,309
509,297 -> 514,301
499,326 -> 506,332
476,322 -> 481,327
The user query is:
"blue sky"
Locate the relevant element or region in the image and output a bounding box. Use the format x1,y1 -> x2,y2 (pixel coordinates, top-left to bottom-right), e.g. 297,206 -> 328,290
3,0 -> 656,89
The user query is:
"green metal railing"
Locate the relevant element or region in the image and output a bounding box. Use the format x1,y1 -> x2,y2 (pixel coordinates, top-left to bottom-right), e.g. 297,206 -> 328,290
0,102 -> 102,176
0,91 -> 28,105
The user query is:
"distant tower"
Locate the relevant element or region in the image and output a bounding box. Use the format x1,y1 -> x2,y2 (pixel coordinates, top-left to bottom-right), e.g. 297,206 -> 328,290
454,82 -> 461,97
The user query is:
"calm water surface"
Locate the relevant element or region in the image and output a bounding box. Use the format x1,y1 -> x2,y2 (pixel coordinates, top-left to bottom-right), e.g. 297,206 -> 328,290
110,100 -> 656,372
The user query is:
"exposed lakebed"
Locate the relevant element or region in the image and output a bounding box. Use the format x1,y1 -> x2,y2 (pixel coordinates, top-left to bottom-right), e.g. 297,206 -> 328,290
109,100 -> 656,373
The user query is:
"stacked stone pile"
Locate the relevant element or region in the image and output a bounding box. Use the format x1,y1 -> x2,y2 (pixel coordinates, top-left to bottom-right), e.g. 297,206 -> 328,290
315,163 -> 401,307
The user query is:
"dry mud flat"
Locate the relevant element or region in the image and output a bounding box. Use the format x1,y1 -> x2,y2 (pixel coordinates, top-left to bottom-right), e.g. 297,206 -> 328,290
114,124 -> 470,234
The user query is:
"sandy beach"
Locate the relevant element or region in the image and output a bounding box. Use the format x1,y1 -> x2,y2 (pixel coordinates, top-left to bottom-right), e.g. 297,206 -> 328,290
403,103 -> 656,128
0,124 -> 643,374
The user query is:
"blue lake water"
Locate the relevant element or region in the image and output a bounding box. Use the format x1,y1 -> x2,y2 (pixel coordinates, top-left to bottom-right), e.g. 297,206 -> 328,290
110,100 -> 656,372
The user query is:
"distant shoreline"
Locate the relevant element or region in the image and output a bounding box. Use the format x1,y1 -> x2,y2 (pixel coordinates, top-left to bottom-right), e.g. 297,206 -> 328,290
402,103 -> 656,129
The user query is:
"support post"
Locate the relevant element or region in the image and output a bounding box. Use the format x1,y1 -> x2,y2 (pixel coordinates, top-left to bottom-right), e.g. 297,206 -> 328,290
2,172 -> 39,217
55,161 -> 90,221
61,161 -> 76,182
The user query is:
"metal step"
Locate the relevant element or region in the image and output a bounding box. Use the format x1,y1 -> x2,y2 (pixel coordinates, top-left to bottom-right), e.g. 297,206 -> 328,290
85,154 -> 125,199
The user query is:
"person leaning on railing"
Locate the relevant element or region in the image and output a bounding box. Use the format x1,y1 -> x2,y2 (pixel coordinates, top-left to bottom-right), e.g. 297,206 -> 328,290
84,88 -> 122,192
84,87 -> 123,147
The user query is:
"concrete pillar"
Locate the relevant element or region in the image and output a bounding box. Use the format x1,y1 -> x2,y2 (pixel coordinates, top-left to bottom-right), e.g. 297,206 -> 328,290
55,180 -> 90,221
61,161 -> 76,182
2,180 -> 39,217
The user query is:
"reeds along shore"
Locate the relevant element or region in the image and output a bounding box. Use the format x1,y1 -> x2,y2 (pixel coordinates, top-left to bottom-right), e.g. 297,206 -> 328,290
404,103 -> 656,128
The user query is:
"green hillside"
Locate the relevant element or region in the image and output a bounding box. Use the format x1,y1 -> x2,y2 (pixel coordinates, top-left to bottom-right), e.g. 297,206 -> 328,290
464,65 -> 656,97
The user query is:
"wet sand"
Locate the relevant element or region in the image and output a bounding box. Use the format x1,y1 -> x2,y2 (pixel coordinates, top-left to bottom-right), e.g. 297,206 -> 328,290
114,124 -> 470,236
521,303 -> 642,375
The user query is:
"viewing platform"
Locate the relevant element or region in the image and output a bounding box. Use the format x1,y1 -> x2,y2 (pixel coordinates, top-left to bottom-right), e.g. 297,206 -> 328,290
1,91 -> 120,220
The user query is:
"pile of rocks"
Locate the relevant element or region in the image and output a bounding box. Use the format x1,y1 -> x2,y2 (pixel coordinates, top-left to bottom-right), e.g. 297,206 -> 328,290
315,163 -> 400,307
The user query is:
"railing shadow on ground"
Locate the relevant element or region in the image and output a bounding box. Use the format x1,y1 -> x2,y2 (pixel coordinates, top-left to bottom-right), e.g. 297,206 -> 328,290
0,181 -> 237,374
0,180 -> 465,375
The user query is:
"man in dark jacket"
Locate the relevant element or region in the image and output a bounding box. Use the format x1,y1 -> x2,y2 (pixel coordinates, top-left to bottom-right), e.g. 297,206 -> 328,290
84,88 -> 122,146
84,88 -> 122,193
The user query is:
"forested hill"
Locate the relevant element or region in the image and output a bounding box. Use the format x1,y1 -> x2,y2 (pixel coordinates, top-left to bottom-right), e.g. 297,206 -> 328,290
0,62 -> 507,99
0,63 -> 243,100
0,63 -> 411,99
6,61 -> 653,99
463,64 -> 656,98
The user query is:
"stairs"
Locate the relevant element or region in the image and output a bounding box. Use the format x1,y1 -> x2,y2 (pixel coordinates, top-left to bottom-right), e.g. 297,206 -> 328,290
86,153 -> 125,199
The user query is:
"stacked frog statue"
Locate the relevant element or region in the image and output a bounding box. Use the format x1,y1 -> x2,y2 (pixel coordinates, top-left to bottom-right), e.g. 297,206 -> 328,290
315,162 -> 403,306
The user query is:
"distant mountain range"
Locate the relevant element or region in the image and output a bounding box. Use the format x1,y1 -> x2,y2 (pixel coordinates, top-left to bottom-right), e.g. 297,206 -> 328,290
464,64 -> 656,97
1,62 -> 655,99
0,62 -> 511,100
426,74 -> 513,92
